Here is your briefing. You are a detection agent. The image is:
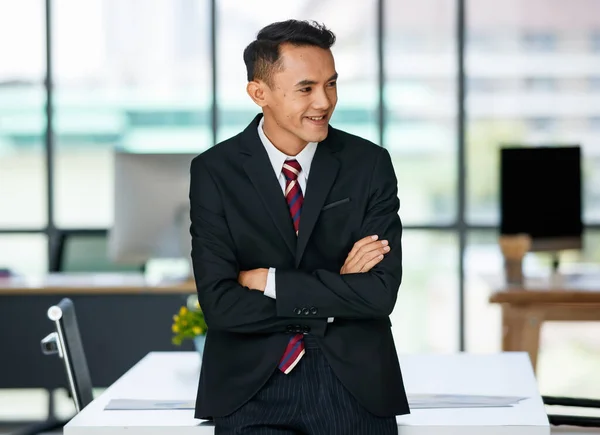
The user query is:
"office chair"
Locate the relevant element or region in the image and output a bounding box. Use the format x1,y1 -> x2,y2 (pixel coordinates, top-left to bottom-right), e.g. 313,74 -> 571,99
12,298 -> 94,435
543,395 -> 600,427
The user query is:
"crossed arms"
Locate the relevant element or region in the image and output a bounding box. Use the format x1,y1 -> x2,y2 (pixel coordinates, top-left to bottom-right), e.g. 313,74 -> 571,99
189,148 -> 402,334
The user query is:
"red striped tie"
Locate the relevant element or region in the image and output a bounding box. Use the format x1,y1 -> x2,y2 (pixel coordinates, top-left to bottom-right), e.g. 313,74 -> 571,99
278,159 -> 305,374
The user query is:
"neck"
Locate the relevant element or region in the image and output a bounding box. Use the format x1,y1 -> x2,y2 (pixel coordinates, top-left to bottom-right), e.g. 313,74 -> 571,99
262,115 -> 307,156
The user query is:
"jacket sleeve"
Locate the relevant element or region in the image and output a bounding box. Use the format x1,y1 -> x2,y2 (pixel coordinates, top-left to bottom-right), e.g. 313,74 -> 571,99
275,147 -> 402,320
190,156 -> 327,335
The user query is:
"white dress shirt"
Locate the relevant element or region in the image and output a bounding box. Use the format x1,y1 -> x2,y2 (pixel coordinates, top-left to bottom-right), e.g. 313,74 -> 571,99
256,117 -> 334,323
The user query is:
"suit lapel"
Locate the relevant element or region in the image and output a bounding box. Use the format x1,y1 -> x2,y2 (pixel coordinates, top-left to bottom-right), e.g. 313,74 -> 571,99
239,115 -> 343,264
241,116 -> 297,257
296,134 -> 341,267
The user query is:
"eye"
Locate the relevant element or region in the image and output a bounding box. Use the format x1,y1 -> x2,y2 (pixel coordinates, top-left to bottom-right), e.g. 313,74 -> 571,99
328,81 -> 337,88
299,87 -> 311,93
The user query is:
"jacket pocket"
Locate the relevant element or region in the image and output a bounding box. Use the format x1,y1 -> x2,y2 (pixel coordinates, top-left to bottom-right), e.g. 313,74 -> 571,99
321,197 -> 351,211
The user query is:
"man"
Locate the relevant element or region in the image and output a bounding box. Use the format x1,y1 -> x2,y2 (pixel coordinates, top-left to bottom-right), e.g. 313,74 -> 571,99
190,19 -> 409,434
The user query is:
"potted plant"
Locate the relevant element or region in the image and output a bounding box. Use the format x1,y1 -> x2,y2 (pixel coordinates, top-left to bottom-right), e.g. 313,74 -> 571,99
172,294 -> 207,356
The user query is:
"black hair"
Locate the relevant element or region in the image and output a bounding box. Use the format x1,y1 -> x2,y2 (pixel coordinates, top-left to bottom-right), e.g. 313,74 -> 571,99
243,20 -> 336,87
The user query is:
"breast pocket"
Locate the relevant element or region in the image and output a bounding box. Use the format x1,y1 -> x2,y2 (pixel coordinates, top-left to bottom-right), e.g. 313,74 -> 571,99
317,197 -> 358,232
320,197 -> 354,218
322,197 -> 351,211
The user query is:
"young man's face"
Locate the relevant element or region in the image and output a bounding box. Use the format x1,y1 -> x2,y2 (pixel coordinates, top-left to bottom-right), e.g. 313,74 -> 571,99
262,44 -> 338,146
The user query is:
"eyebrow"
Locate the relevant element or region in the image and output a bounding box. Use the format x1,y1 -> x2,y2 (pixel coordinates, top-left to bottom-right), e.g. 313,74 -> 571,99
294,72 -> 338,88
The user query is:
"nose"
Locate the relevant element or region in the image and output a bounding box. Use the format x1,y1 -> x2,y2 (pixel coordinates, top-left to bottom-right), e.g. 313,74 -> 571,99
312,88 -> 332,111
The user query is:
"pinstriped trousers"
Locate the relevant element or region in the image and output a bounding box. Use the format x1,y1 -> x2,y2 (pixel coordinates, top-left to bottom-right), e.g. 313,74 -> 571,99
214,336 -> 398,435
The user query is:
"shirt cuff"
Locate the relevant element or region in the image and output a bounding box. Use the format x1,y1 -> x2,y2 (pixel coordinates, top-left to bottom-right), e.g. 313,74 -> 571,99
264,267 -> 277,299
327,317 -> 334,323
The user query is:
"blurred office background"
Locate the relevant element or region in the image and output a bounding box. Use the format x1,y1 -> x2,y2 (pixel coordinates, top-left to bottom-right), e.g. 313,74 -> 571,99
1,0 -> 600,423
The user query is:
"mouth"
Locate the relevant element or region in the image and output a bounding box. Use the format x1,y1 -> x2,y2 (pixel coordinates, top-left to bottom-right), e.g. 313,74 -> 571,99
304,114 -> 328,126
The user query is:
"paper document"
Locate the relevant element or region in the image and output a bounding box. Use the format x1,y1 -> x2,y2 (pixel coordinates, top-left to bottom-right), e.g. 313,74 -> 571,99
105,395 -> 528,411
105,399 -> 195,410
408,394 -> 528,409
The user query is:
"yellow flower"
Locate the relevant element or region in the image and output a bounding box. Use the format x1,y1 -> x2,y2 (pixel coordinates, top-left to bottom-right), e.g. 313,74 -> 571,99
173,315 -> 179,322
193,326 -> 202,335
172,324 -> 179,333
179,306 -> 188,316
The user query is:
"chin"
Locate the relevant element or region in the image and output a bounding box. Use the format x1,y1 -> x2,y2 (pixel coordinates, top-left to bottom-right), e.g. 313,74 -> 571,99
302,129 -> 329,144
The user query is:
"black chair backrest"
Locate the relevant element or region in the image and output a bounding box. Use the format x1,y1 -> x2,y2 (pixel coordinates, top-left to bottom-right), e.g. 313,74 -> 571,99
47,298 -> 94,412
543,395 -> 600,428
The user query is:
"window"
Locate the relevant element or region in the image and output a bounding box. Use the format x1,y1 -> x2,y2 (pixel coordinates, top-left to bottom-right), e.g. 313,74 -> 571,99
589,76 -> 600,91
528,117 -> 556,131
215,0 -> 378,144
384,0 -> 457,225
393,230 -> 458,353
522,32 -> 557,52
591,31 -> 600,52
466,31 -> 495,52
466,230 -> 600,397
467,0 -> 600,225
1,0 -> 599,364
590,117 -> 600,130
51,0 -> 212,228
524,77 -> 557,91
0,234 -> 48,275
467,77 -> 495,92
0,1 -> 47,229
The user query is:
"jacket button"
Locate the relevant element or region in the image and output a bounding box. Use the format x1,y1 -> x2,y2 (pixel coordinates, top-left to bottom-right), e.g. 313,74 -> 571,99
302,307 -> 310,315
286,325 -> 294,333
310,307 -> 318,315
303,326 -> 311,333
294,308 -> 302,315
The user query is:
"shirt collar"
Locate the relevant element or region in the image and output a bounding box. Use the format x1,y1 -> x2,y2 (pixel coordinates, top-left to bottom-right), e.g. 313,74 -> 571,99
258,116 -> 318,179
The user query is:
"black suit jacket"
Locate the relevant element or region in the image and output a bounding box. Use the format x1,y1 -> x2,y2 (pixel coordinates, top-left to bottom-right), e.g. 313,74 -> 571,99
190,114 -> 409,419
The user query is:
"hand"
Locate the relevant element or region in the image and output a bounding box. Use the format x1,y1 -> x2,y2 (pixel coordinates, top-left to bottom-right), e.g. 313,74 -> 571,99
340,235 -> 390,274
238,268 -> 269,292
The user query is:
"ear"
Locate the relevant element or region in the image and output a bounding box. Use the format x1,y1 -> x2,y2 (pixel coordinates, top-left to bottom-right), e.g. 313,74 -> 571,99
246,80 -> 268,108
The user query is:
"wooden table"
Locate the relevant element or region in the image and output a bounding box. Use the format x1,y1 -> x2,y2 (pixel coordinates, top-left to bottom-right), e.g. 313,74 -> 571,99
489,272 -> 600,372
0,272 -> 196,295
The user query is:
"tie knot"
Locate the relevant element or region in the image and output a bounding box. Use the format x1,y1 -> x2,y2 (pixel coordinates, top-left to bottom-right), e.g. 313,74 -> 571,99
282,159 -> 302,181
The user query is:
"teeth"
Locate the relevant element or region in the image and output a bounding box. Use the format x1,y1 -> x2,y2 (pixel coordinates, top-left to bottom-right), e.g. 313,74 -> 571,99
308,116 -> 324,121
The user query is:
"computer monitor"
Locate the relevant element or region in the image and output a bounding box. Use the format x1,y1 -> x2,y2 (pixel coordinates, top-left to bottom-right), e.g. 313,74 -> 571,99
108,151 -> 197,270
500,145 -> 583,257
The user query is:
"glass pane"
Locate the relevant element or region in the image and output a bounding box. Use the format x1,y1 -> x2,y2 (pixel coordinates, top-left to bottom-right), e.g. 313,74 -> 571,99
62,234 -> 141,272
464,230 -> 504,353
216,0 -> 378,143
0,1 -> 47,228
0,234 -> 48,275
466,229 -> 600,352
391,230 -> 458,353
466,230 -> 600,397
52,0 -> 211,228
466,0 -> 600,224
384,0 -> 457,225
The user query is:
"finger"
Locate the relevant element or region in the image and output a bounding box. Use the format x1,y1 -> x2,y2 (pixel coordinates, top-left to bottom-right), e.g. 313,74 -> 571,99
347,240 -> 389,270
347,235 -> 379,260
342,246 -> 388,274
358,239 -> 389,256
347,239 -> 386,267
359,252 -> 385,272
355,245 -> 390,272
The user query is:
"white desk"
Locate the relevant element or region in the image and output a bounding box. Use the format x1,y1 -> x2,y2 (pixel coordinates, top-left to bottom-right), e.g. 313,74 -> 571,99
64,352 -> 549,435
